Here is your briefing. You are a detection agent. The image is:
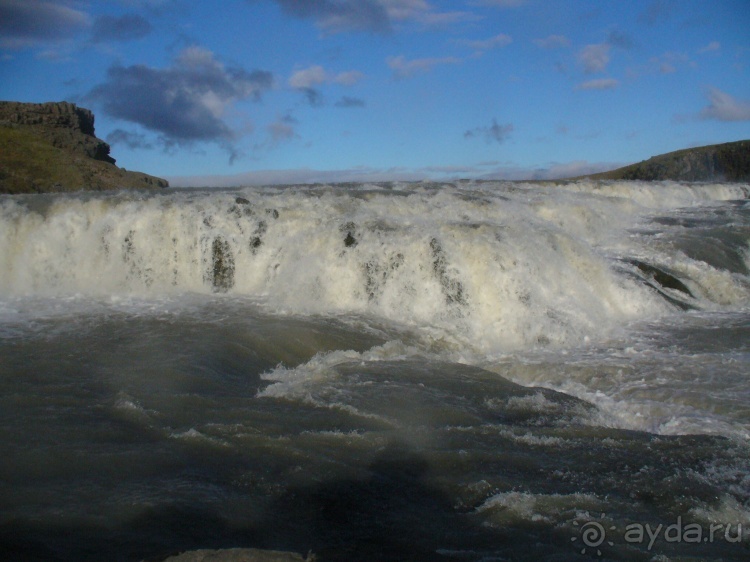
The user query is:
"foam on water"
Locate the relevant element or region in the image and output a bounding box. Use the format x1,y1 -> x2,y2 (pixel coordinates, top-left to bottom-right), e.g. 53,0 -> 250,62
2,181 -> 747,356
1,177 -> 749,561
476,491 -> 607,525
2,180 -> 748,445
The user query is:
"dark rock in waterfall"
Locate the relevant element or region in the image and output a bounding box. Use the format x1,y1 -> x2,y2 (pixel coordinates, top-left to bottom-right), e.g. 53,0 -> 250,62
211,237 -> 235,292
430,237 -> 467,306
340,221 -> 358,248
629,259 -> 694,297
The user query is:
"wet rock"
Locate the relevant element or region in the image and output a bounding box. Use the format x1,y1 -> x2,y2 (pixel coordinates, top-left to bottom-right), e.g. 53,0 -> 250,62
340,221 -> 358,248
430,238 -> 467,306
629,259 -> 693,297
625,259 -> 695,310
250,221 -> 267,254
211,237 -> 235,292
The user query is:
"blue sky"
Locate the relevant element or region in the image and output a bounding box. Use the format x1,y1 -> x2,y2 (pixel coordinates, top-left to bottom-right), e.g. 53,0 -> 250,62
1,0 -> 749,186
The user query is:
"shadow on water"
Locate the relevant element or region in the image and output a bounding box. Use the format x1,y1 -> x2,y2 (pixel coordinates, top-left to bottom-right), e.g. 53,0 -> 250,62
0,441 -> 596,562
253,442 -> 509,561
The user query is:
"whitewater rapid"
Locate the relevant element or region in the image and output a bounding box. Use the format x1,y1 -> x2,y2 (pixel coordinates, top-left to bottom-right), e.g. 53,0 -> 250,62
2,180 -> 747,355
2,180 -> 750,561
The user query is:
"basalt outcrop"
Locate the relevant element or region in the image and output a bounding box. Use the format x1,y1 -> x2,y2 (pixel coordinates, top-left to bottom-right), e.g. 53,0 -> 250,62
0,100 -> 168,194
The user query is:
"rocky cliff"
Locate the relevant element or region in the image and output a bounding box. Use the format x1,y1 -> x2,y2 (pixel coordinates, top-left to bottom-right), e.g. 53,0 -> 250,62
581,140 -> 750,182
0,101 -> 168,194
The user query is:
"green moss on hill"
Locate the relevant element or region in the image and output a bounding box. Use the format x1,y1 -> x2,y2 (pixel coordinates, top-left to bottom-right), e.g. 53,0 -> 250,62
0,127 -> 85,193
0,127 -> 168,194
0,100 -> 168,194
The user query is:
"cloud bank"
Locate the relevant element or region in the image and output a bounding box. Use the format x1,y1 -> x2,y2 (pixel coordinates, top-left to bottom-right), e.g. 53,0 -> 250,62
0,0 -> 90,48
262,0 -> 474,34
167,159 -> 624,187
87,47 -> 273,157
267,0 -> 390,34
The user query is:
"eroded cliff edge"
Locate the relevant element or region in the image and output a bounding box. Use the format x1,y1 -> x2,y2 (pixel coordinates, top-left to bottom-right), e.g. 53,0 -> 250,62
0,101 -> 168,194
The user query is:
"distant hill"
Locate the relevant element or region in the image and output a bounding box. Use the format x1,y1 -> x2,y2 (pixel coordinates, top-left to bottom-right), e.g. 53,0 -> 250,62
578,140 -> 750,182
0,101 -> 168,194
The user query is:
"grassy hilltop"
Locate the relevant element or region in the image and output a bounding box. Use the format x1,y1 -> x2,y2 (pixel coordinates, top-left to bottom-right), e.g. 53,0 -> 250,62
578,140 -> 750,182
0,101 -> 168,194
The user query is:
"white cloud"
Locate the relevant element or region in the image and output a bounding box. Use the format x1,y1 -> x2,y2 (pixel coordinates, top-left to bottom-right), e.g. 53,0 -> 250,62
417,10 -> 477,26
289,66 -> 364,88
168,166 -> 427,187
387,54 -> 461,79
649,51 -> 690,74
698,41 -> 720,54
699,88 -> 750,122
287,65 -> 364,106
577,78 -> 619,90
534,35 -> 570,49
382,0 -> 476,26
381,0 -> 431,20
268,0 -> 475,34
578,43 -> 611,73
469,0 -> 526,7
177,45 -> 217,67
168,158 -> 628,187
288,65 -> 327,89
462,33 -> 513,52
333,70 -> 365,85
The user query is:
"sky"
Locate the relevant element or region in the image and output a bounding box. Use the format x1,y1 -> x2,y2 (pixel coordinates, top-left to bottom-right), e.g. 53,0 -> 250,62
1,0 -> 749,186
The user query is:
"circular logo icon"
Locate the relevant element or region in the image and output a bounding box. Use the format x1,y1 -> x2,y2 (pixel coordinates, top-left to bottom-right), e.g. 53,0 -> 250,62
572,519 -> 615,556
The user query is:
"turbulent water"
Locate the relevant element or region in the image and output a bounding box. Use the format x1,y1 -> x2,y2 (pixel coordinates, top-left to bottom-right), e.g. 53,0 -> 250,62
1,180 -> 749,561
